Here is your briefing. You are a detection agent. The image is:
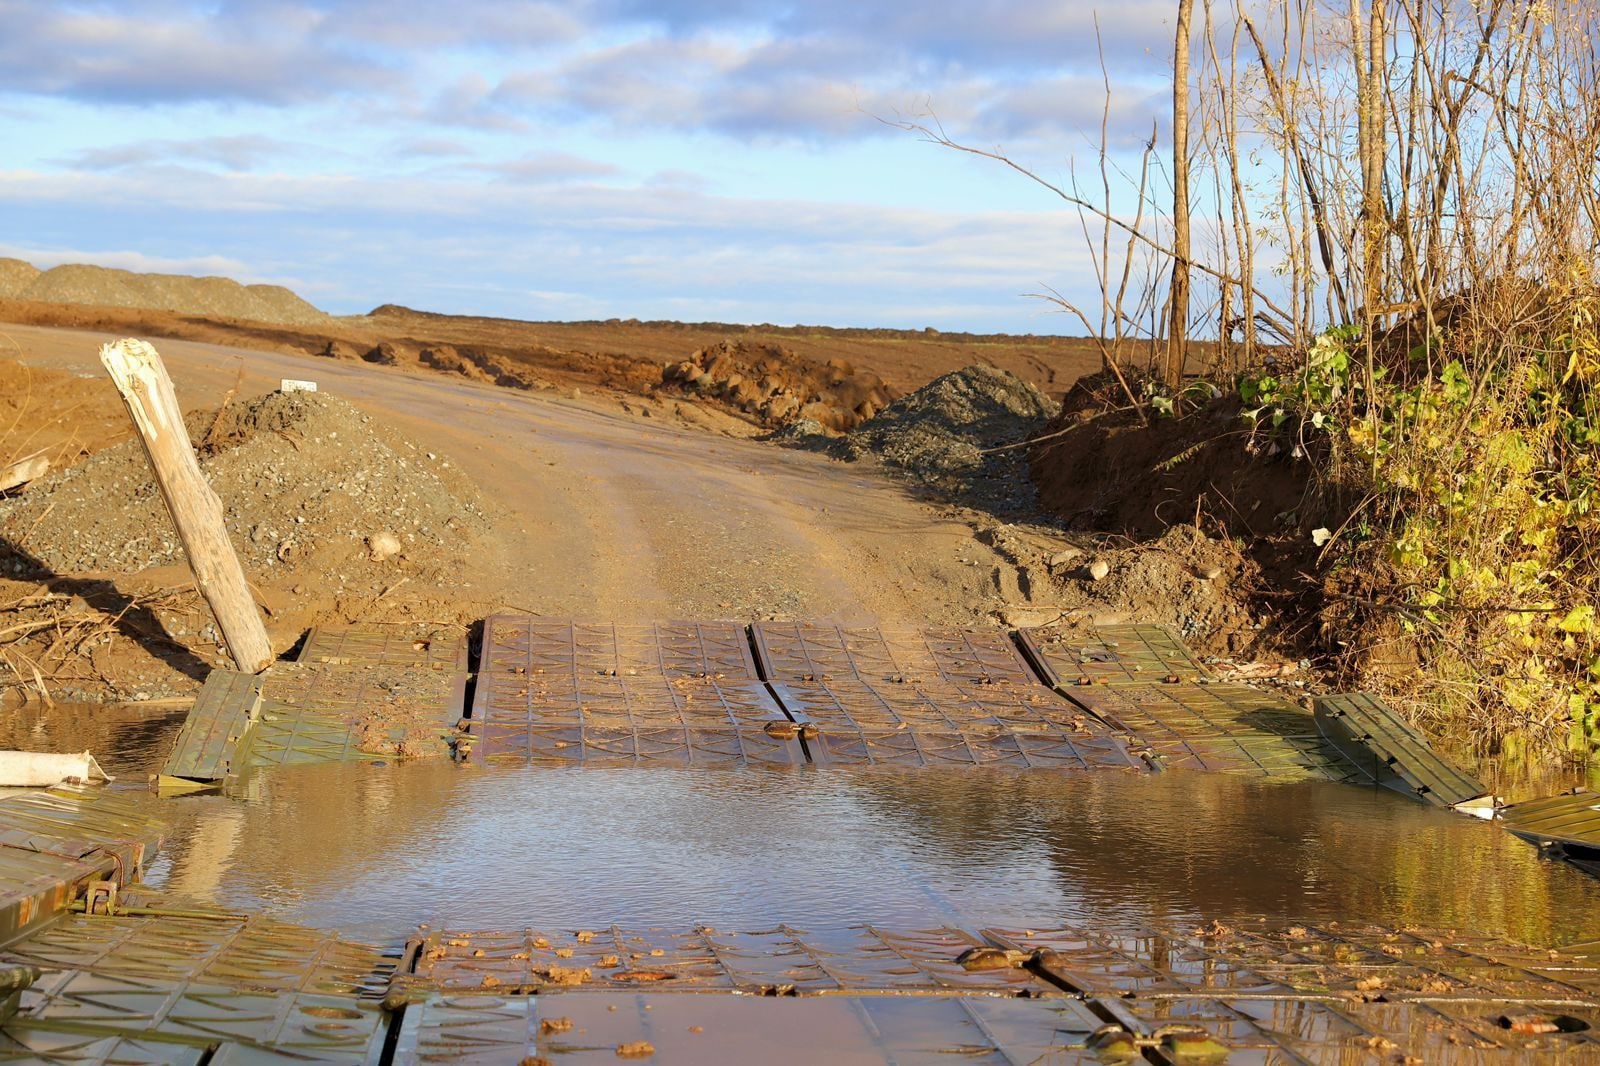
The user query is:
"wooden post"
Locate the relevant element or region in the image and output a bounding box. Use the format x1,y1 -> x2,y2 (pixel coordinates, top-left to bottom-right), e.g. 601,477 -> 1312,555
99,338 -> 273,674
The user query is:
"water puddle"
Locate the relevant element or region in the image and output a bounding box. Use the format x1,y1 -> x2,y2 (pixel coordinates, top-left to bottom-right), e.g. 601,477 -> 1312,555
0,700 -> 188,780
130,761 -> 1600,946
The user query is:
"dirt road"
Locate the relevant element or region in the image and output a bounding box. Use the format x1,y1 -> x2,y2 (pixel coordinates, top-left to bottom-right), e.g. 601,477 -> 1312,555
5,322 -> 1012,631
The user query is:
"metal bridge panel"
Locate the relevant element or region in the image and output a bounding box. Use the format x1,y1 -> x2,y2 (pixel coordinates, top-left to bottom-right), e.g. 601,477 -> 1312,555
296,623 -> 470,672
1016,625 -> 1212,688
1313,692 -> 1486,806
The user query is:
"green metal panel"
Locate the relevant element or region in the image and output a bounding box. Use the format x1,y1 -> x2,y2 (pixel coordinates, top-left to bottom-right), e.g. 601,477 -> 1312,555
297,623 -> 470,672
0,787 -> 164,947
1064,682 -> 1361,780
1501,792 -> 1600,851
241,661 -> 465,769
1313,691 -> 1487,807
158,670 -> 260,784
1016,625 -> 1212,688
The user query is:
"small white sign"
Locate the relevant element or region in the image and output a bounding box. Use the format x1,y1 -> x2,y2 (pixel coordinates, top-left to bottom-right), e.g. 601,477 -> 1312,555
280,379 -> 318,393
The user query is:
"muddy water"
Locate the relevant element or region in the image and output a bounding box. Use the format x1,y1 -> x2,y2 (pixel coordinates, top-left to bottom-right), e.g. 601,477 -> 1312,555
4,703 -> 1593,948
125,761 -> 1600,947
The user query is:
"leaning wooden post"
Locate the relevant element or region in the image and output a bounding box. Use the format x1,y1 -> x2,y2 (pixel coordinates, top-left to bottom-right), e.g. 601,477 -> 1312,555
99,338 -> 273,673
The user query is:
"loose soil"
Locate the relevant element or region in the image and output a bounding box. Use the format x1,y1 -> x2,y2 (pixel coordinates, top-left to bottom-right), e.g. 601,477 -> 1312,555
0,263 -> 1283,707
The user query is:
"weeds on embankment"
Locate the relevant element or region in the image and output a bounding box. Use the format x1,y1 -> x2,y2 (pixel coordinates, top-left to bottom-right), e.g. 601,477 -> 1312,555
914,0 -> 1599,762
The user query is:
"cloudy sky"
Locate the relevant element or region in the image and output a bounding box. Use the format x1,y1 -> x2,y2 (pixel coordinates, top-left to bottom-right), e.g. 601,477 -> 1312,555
0,1 -> 1181,332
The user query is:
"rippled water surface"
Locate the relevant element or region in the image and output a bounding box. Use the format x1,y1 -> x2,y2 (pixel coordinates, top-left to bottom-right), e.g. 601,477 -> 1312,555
130,760 -> 1600,946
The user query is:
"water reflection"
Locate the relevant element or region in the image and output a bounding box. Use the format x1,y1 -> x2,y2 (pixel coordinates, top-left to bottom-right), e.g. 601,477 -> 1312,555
0,701 -> 186,779
135,762 -> 1600,946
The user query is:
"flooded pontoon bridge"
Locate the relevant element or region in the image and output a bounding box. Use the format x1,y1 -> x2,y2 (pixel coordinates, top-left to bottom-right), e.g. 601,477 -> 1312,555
0,621 -> 1596,1062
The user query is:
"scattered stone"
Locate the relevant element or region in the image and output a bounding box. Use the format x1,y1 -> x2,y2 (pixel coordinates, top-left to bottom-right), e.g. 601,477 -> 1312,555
367,532 -> 402,561
1087,559 -> 1111,582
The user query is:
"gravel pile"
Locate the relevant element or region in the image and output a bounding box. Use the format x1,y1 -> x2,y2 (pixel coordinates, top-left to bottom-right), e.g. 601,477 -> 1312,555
0,258 -> 328,326
840,364 -> 1058,511
0,390 -> 488,586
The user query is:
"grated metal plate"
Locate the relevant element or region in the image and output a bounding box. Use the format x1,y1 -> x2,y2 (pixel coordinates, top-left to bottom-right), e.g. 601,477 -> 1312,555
1064,682 -> 1360,779
406,925 -> 1058,998
465,723 -> 805,767
389,992 -> 1112,1065
158,670 -> 260,784
479,618 -> 761,680
751,624 -> 1143,770
1016,625 -> 1212,688
1500,792 -> 1600,852
469,619 -> 798,764
803,727 -> 1144,770
297,623 -> 469,672
1314,691 -> 1487,807
752,623 -> 1041,688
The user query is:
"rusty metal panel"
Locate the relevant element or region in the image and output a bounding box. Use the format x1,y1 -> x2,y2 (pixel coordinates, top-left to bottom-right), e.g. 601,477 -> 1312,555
241,661 -> 465,768
479,617 -> 762,681
468,723 -> 805,766
390,992 -> 1112,1065
470,619 -> 799,766
406,925 -> 1063,999
1000,920 -> 1600,1007
1065,683 -> 1361,780
297,622 -> 469,672
476,675 -> 788,731
1016,625 -> 1212,688
1313,691 -> 1487,807
768,678 -> 1101,734
158,669 -> 260,784
1501,791 -> 1600,852
987,926 -> 1289,998
13,968 -> 386,1060
804,727 -> 1143,771
752,623 -> 1040,688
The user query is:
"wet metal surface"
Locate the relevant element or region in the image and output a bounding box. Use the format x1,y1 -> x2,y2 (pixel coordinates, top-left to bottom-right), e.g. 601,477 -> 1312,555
997,920 -> 1600,1003
753,623 -> 1145,770
0,890 -> 395,1061
1501,791 -> 1600,851
1064,681 -> 1362,779
158,670 -> 259,784
0,786 -> 161,946
1016,625 -> 1212,687
1315,691 -> 1489,807
242,662 -> 465,769
161,661 -> 466,784
297,622 -> 470,672
407,925 -> 1056,997
470,618 -> 800,764
390,991 -> 1113,1065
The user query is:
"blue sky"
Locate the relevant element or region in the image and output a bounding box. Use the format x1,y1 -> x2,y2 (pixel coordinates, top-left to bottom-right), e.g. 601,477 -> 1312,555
0,1 -> 1180,332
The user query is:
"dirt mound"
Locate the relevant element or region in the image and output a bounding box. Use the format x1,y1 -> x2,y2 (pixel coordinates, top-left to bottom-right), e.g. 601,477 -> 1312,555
660,339 -> 899,432
1016,524 -> 1265,657
841,364 -> 1058,510
0,259 -> 40,299
1029,372 -> 1332,539
0,259 -> 327,327
0,389 -> 488,583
